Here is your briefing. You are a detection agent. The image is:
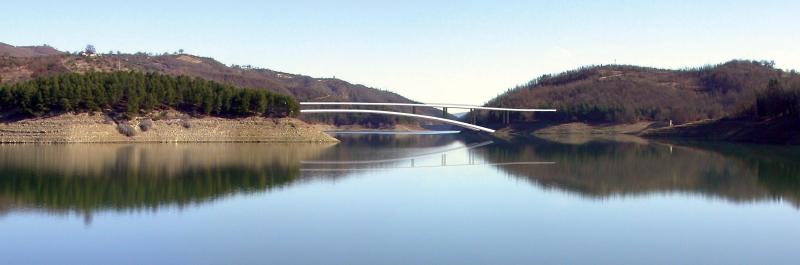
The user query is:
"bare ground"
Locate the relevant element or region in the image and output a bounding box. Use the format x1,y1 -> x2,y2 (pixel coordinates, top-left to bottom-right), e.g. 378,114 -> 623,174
0,113 -> 339,143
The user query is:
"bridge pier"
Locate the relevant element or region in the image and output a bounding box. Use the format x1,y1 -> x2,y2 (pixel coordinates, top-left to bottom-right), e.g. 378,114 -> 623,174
471,109 -> 476,124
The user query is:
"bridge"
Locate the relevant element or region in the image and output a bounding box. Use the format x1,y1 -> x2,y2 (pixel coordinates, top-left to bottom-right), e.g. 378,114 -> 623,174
299,102 -> 556,133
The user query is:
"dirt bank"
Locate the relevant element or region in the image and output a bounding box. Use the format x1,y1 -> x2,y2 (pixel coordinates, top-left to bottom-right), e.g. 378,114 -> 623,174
0,113 -> 338,143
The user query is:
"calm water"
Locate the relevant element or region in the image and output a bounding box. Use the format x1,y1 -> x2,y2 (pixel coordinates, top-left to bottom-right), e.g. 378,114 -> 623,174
1,134 -> 799,264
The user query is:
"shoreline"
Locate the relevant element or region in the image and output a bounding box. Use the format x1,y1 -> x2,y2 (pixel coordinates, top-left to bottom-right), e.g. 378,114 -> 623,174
0,113 -> 339,143
640,117 -> 800,145
492,120 -> 800,145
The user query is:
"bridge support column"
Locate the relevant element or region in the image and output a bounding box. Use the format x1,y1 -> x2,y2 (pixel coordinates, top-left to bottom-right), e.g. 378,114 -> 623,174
442,107 -> 448,118
471,109 -> 476,124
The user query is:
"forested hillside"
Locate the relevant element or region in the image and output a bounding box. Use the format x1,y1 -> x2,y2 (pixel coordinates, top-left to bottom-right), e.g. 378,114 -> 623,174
0,71 -> 298,119
483,60 -> 800,124
0,43 -> 441,126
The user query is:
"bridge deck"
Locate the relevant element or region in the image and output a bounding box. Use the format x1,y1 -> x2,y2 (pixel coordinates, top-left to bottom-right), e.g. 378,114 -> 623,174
300,102 -> 556,112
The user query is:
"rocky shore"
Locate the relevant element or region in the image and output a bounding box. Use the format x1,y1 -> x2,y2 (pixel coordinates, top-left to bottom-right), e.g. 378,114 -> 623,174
0,113 -> 338,143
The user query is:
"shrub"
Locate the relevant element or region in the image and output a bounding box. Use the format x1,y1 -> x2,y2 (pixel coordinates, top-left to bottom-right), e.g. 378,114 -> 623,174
117,122 -> 136,137
139,119 -> 154,131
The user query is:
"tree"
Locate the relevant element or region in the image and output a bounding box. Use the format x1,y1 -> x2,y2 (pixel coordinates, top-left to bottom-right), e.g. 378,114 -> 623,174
178,49 -> 184,54
84,45 -> 96,55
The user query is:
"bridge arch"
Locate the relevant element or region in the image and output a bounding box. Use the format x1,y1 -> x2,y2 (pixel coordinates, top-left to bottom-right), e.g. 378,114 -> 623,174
300,109 -> 496,133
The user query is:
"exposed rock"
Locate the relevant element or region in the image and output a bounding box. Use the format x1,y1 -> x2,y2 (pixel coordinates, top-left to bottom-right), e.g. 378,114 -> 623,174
0,113 -> 338,143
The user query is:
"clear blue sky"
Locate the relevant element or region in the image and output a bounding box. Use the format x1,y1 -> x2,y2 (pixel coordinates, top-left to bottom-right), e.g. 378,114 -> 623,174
2,0 -> 798,104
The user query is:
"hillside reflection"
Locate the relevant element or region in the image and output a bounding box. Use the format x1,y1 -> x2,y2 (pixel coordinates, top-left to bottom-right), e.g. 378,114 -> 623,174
476,136 -> 800,207
0,136 -> 458,219
0,143 -> 334,219
1,134 -> 799,221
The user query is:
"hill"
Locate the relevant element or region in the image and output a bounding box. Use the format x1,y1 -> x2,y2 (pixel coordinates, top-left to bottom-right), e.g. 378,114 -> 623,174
0,42 -> 440,127
482,60 -> 800,125
0,43 -> 62,58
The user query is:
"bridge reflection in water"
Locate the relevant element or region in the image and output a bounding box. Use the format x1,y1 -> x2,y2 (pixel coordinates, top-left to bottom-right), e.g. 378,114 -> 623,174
300,140 -> 555,171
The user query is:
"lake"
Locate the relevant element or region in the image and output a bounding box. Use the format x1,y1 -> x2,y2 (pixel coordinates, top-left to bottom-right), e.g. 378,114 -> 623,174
1,134 -> 799,264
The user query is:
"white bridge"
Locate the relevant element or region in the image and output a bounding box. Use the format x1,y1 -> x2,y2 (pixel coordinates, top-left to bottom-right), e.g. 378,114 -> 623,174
299,102 -> 556,133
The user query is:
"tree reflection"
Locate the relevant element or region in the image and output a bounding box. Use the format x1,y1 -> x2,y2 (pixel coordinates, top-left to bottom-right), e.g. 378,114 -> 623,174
475,137 -> 800,207
1,135 -> 798,224
0,143 -> 333,220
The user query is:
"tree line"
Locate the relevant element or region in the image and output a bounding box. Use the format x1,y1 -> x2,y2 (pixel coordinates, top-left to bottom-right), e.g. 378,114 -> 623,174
746,79 -> 800,119
0,164 -> 298,212
0,71 -> 299,118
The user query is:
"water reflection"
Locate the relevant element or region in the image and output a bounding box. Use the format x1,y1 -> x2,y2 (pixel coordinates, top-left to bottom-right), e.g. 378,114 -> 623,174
476,136 -> 800,208
0,134 -> 798,223
0,143 -> 334,220
301,140 -> 495,165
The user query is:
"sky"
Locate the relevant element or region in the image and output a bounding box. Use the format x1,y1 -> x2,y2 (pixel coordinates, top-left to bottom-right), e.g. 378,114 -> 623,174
2,0 -> 799,104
